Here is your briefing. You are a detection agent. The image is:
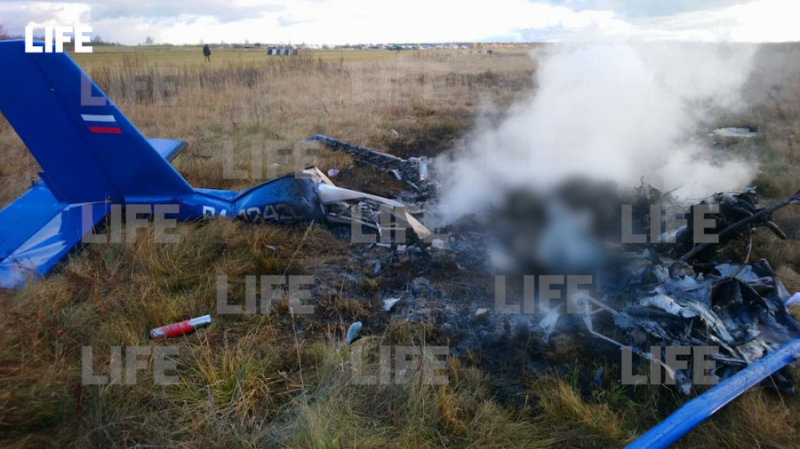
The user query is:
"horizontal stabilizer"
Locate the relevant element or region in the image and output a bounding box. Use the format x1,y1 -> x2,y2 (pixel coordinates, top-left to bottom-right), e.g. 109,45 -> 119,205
0,185 -> 108,288
0,181 -> 65,260
147,138 -> 189,162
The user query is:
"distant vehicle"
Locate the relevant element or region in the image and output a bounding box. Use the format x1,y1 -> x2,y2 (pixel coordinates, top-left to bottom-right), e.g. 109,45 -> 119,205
266,46 -> 297,55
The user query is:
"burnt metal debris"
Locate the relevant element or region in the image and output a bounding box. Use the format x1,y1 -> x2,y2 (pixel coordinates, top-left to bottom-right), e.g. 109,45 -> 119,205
451,180 -> 800,393
308,134 -> 435,197
284,166 -> 432,243
315,136 -> 800,394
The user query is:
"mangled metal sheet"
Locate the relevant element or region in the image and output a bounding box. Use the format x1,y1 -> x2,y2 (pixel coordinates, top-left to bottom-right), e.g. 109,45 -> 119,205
300,167 -> 432,241
308,134 -> 434,196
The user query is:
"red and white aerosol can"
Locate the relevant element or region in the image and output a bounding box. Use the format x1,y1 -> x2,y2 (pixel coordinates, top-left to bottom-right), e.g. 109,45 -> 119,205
149,315 -> 211,340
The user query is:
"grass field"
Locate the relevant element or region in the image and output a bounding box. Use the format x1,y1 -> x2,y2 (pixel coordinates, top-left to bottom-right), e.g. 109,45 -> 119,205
1,44 -> 800,448
71,45 -> 407,66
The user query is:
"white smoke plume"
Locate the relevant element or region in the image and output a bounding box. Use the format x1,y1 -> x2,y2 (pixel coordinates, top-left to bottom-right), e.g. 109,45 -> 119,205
434,42 -> 759,219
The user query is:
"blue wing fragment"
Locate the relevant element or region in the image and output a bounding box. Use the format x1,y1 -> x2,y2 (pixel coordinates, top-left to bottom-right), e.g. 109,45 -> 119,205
0,181 -> 65,261
0,191 -> 108,288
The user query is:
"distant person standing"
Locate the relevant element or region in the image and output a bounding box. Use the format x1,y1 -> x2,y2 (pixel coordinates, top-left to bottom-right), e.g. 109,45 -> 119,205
203,44 -> 211,62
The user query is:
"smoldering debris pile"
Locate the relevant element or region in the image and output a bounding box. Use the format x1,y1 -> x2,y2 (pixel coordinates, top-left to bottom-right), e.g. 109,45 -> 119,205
314,135 -> 800,394
443,178 -> 800,393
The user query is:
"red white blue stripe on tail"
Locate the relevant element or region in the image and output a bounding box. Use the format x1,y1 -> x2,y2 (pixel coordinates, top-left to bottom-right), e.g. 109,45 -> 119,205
81,114 -> 122,134
0,39 -> 194,287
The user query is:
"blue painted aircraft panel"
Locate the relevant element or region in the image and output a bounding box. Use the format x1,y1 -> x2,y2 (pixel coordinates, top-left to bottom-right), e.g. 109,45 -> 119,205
233,173 -> 325,222
147,138 -> 189,162
0,181 -> 65,260
0,202 -> 109,288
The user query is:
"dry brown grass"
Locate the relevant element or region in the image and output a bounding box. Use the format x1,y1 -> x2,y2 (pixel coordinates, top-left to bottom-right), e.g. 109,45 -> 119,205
1,44 -> 800,448
0,49 -> 533,206
734,44 -> 800,200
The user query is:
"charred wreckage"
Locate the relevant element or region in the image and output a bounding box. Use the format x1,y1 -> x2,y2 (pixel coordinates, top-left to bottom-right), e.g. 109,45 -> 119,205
312,135 -> 800,396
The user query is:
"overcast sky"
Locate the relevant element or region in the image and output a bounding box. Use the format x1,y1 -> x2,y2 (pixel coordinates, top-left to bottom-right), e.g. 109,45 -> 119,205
1,0 -> 798,45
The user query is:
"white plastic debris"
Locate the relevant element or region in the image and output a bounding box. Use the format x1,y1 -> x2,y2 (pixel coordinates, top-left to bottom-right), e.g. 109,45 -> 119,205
786,293 -> 800,307
327,168 -> 340,177
640,293 -> 698,318
346,321 -> 362,345
383,297 -> 401,312
475,308 -> 489,317
538,305 -> 562,342
408,157 -> 428,180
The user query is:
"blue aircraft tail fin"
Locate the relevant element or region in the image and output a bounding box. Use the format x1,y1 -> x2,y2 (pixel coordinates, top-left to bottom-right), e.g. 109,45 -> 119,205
0,40 -> 193,203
